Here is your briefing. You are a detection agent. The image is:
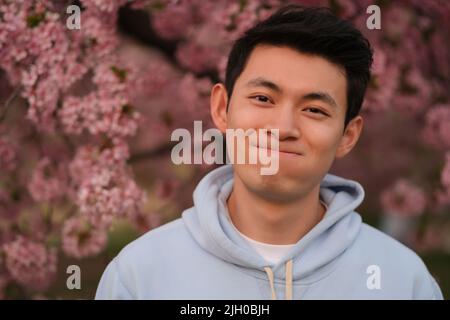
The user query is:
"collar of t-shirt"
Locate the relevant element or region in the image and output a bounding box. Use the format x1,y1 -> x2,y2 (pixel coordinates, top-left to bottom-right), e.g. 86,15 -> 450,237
225,199 -> 329,265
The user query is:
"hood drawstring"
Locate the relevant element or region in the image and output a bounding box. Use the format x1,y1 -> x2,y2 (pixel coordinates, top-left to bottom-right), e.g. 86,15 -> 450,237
263,259 -> 293,300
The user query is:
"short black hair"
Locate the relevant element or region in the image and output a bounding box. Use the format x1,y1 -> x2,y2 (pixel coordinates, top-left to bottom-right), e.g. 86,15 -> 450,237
224,4 -> 373,131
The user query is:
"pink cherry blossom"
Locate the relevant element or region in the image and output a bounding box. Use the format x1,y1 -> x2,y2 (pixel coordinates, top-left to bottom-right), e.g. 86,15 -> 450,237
62,216 -> 108,259
69,139 -> 130,181
380,178 -> 427,217
76,166 -> 147,228
176,40 -> 222,73
363,51 -> 399,113
421,104 -> 450,150
2,236 -> 57,292
393,68 -> 432,116
178,73 -> 212,117
81,0 -> 128,13
151,0 -> 194,40
27,157 -> 68,203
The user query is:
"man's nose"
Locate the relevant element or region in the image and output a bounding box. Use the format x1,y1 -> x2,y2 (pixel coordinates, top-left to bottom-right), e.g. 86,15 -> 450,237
264,105 -> 300,141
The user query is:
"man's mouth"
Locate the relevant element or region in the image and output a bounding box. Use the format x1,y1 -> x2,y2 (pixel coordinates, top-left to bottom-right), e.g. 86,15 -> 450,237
250,144 -> 303,157
278,150 -> 303,156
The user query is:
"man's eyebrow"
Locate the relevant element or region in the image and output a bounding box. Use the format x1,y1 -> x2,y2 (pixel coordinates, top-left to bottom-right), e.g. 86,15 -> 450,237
302,92 -> 338,109
245,77 -> 282,93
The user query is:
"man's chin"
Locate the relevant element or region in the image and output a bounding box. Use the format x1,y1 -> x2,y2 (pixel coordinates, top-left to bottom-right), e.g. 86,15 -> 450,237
235,160 -> 299,172
235,165 -> 301,201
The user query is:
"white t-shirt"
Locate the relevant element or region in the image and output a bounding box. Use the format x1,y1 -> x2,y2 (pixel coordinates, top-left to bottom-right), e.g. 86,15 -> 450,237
225,199 -> 328,265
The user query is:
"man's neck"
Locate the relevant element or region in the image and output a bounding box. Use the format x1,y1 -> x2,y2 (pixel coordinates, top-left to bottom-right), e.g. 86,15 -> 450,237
226,175 -> 326,245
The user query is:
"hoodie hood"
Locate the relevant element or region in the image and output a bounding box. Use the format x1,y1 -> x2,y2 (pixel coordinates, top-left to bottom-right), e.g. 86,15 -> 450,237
182,164 -> 364,299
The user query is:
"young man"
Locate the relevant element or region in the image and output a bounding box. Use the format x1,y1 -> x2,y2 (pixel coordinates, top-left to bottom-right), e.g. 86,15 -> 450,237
96,5 -> 443,299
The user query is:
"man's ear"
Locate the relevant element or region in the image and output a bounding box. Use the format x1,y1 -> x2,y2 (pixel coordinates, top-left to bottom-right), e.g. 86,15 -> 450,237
335,115 -> 364,159
210,83 -> 229,134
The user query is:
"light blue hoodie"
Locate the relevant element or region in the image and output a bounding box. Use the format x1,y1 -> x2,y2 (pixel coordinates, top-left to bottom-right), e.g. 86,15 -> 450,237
95,164 -> 443,300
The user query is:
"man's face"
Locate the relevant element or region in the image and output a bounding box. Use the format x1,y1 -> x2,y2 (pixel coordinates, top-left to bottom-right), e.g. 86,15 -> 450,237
211,44 -> 363,203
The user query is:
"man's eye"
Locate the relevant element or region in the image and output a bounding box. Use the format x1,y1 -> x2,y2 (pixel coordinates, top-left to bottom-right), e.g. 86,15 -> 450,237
251,95 -> 270,103
305,107 -> 327,115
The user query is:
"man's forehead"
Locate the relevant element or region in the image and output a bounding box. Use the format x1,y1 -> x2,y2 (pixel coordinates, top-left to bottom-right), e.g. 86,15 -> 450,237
241,46 -> 344,79
237,47 -> 346,95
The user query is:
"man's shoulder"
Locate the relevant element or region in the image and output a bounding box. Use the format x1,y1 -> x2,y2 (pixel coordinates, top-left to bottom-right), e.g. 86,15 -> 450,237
356,222 -> 426,268
95,218 -> 194,299
331,222 -> 443,299
114,217 -> 190,267
359,223 -> 422,263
